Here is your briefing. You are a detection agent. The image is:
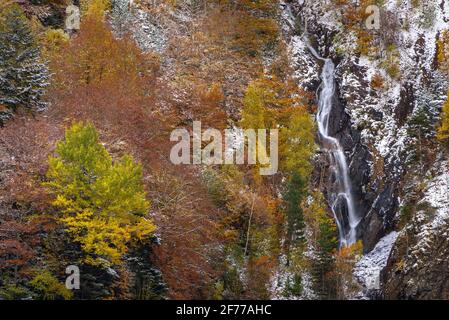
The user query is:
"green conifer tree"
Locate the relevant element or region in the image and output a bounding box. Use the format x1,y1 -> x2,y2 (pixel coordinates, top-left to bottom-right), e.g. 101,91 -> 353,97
0,4 -> 49,124
283,172 -> 307,263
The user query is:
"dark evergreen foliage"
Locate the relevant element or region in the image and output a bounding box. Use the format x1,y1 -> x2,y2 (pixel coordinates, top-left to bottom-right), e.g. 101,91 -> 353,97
0,5 -> 49,125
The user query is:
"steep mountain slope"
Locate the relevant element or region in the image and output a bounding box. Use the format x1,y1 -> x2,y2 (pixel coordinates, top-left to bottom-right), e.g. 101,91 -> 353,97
282,0 -> 449,298
1,0 -> 449,300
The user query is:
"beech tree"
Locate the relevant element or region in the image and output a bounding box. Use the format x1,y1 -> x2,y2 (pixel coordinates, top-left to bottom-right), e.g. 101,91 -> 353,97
240,76 -> 316,178
45,122 -> 156,267
281,107 -> 316,179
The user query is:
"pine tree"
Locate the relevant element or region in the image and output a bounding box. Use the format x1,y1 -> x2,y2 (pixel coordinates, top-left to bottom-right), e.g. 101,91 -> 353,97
312,210 -> 339,299
126,244 -> 168,300
408,104 -> 435,140
0,4 -> 49,123
305,191 -> 339,299
283,172 -> 307,263
45,122 -> 156,267
405,95 -> 439,165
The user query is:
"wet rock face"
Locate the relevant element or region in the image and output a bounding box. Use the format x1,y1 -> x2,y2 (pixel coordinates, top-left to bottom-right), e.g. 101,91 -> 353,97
361,184 -> 399,252
383,216 -> 449,299
332,58 -> 399,252
286,2 -> 396,251
333,195 -> 350,232
327,75 -> 377,245
396,83 -> 415,127
286,0 -> 449,299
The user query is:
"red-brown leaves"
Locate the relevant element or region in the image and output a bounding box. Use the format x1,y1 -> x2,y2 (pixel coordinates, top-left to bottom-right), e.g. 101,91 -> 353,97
149,169 -> 223,299
0,217 -> 54,273
0,117 -> 58,209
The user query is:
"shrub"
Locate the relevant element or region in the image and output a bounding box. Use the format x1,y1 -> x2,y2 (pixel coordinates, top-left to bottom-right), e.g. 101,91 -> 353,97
30,270 -> 73,300
370,73 -> 385,90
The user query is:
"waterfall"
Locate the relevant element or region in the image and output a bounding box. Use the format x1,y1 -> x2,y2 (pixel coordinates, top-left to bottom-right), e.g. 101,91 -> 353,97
282,2 -> 360,246
304,37 -> 360,247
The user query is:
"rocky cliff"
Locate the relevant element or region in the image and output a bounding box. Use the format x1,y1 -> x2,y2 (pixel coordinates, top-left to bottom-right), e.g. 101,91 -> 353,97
282,0 -> 449,299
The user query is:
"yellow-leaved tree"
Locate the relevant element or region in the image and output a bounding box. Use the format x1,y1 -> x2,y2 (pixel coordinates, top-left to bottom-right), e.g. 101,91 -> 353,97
81,0 -> 110,17
45,122 -> 156,267
240,76 -> 316,179
437,30 -> 449,75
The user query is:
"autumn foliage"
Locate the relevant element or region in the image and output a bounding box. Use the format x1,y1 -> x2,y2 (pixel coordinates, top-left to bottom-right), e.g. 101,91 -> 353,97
0,0 -> 347,300
438,30 -> 449,75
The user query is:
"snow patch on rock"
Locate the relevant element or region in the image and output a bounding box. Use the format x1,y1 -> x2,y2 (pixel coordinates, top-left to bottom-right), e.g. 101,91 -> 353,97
424,165 -> 449,221
410,164 -> 449,259
353,231 -> 398,298
110,0 -> 168,54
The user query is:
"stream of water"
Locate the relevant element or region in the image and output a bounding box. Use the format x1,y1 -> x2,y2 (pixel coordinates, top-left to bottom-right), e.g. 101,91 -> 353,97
283,3 -> 360,246
304,37 -> 360,247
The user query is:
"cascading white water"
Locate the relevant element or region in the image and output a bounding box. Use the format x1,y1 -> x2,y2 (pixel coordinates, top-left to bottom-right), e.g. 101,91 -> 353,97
282,2 -> 360,246
304,37 -> 360,247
